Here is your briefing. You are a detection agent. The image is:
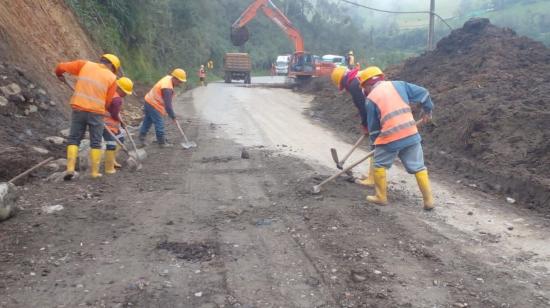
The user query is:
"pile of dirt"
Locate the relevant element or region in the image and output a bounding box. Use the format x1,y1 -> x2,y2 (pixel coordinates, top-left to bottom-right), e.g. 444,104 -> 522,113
308,18 -> 550,210
0,62 -> 67,181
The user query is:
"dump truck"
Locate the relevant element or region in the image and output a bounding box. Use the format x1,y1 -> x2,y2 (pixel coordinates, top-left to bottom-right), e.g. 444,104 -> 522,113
224,53 -> 252,84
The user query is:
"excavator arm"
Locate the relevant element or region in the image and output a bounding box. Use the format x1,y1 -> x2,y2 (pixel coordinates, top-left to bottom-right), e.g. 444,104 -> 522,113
231,0 -> 304,52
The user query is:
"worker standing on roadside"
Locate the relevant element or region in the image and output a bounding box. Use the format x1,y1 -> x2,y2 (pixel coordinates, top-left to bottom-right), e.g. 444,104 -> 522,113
55,54 -> 121,180
346,51 -> 355,69
139,69 -> 187,148
331,66 -> 375,187
198,65 -> 206,87
358,66 -> 435,211
103,77 -> 133,175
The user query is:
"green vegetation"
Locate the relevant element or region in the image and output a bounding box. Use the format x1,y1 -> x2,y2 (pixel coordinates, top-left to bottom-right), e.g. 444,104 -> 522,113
65,0 -> 550,85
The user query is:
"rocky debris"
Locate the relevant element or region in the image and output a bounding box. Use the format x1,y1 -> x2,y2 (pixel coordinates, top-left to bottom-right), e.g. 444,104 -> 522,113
0,82 -> 22,97
0,183 -> 18,222
41,204 -> 64,214
60,128 -> 70,138
32,147 -> 49,155
0,62 -> 66,182
46,136 -> 66,145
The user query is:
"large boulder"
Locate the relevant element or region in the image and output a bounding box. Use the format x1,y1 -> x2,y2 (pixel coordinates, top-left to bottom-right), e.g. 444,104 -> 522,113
0,183 -> 18,222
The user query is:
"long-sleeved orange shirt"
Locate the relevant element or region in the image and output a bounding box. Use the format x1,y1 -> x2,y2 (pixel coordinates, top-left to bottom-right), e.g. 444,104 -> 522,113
55,60 -> 117,112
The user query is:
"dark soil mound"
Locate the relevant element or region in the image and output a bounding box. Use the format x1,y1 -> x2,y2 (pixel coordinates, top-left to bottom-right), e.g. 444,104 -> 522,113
308,19 -> 550,210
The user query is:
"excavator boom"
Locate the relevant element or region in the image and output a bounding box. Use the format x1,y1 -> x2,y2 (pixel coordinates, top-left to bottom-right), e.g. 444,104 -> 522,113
231,0 -> 304,52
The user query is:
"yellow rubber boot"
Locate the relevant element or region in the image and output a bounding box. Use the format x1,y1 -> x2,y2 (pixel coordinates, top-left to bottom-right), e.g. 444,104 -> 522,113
415,169 -> 435,211
366,167 -> 388,205
357,157 -> 375,187
64,145 -> 79,180
104,150 -> 117,175
114,145 -> 122,168
89,148 -> 103,178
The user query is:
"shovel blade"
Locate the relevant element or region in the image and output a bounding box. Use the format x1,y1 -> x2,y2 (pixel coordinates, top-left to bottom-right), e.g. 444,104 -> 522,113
312,185 -> 321,194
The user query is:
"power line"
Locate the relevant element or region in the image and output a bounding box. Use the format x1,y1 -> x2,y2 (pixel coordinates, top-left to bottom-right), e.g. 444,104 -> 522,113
339,0 -> 454,31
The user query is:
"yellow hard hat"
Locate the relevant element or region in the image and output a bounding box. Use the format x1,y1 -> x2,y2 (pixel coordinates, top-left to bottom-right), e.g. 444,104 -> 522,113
331,66 -> 348,89
101,54 -> 121,73
358,66 -> 384,85
171,68 -> 187,82
116,77 -> 134,95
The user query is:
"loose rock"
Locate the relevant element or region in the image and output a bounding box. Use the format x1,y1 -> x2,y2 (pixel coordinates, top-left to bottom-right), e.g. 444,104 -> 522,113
41,204 -> 64,214
0,96 -> 8,107
32,146 -> 49,154
46,136 -> 66,145
0,83 -> 22,96
0,183 -> 18,222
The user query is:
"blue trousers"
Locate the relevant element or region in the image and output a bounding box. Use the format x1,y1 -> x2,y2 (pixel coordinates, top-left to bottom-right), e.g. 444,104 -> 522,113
139,103 -> 165,143
374,141 -> 426,174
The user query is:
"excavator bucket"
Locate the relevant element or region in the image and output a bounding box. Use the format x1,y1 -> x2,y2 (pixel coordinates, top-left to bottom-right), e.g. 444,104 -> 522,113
231,26 -> 249,46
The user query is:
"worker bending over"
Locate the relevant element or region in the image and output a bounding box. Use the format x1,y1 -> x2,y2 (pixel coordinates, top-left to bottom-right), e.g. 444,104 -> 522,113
103,77 -> 133,174
55,54 -> 121,180
331,66 -> 375,187
358,66 -> 435,211
139,69 -> 187,147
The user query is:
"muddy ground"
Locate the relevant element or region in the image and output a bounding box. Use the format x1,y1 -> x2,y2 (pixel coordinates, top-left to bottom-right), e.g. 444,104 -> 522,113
1,80 -> 549,307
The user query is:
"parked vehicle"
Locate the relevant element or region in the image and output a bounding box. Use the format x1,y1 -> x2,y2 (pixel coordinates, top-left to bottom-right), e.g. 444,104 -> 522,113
275,55 -> 290,75
321,54 -> 346,67
224,53 -> 252,84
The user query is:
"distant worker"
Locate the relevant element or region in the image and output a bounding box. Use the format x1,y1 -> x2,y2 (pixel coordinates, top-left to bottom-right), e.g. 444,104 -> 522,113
139,68 -> 187,148
346,51 -> 355,69
355,62 -> 361,70
331,66 -> 375,187
207,60 -> 214,70
55,54 -> 121,180
198,65 -> 206,87
358,66 -> 435,211
103,77 -> 133,174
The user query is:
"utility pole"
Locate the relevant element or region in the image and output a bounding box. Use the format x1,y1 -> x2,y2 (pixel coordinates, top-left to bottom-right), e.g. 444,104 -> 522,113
427,0 -> 435,51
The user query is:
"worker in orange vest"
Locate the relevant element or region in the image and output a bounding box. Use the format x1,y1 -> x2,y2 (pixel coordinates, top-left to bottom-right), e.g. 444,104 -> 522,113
331,66 -> 375,187
357,66 -> 435,211
103,77 -> 133,174
138,69 -> 187,147
55,54 -> 121,180
198,65 -> 206,87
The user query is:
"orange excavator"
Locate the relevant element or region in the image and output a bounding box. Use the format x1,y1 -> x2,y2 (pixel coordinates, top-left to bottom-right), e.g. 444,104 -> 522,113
231,0 -> 334,80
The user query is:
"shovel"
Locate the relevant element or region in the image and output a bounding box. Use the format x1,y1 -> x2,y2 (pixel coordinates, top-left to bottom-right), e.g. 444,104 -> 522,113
313,150 -> 374,194
330,134 -> 366,176
174,120 -> 197,149
105,129 -> 141,171
120,119 -> 147,161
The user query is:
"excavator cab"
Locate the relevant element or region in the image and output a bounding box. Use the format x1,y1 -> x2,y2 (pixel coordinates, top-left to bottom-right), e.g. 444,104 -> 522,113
289,52 -> 315,79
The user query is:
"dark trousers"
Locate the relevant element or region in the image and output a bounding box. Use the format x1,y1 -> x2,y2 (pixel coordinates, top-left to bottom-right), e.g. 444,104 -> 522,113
67,110 -> 104,149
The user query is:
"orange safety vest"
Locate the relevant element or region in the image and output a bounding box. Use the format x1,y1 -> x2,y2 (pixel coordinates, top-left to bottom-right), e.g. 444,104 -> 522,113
368,81 -> 418,145
144,75 -> 174,116
104,92 -> 122,134
70,61 -> 116,115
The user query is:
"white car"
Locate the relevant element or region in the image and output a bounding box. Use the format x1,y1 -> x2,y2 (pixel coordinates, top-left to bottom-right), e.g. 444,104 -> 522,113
275,55 -> 290,75
321,54 -> 346,67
